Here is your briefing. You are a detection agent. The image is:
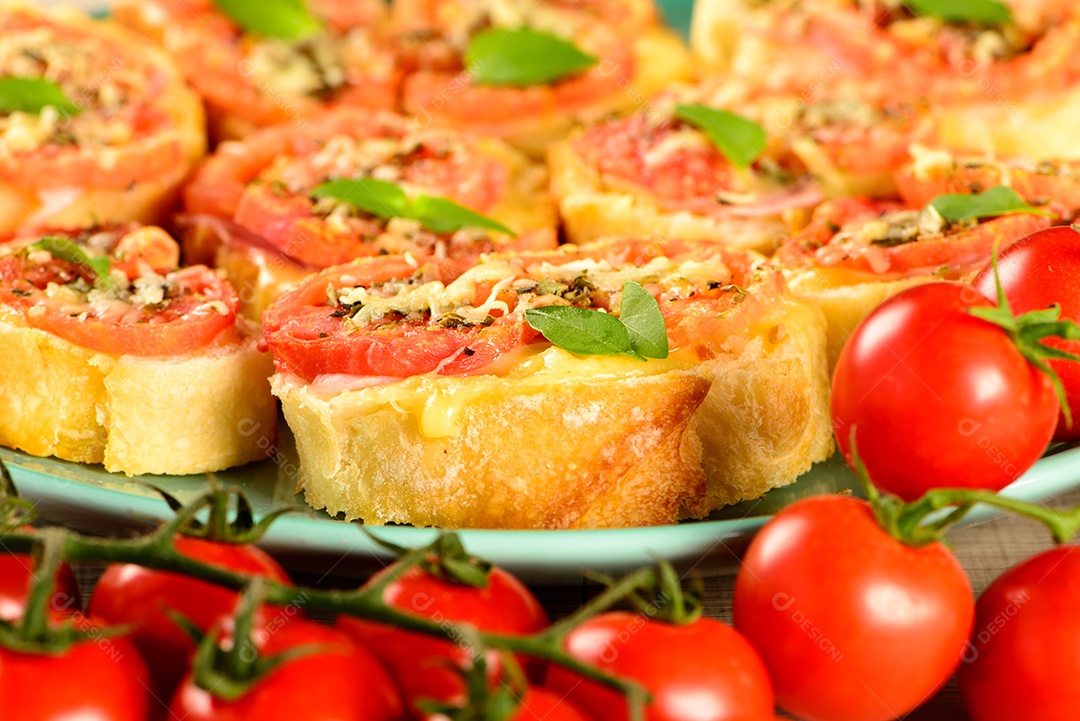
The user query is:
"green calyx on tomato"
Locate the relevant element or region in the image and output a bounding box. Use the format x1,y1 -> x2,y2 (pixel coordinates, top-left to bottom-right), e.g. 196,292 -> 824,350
311,177 -> 515,236
187,579 -> 321,701
969,252 -> 1080,426
586,560 -> 703,626
149,484 -> 296,546
845,429 -> 1080,547
366,530 -> 494,588
524,281 -> 669,361
414,651 -> 528,721
0,526 -> 122,655
0,461 -> 35,531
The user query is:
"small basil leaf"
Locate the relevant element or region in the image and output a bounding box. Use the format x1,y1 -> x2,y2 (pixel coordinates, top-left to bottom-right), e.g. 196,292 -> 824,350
618,281 -> 669,359
311,178 -> 409,220
214,0 -> 322,40
30,236 -> 113,289
525,306 -> 641,359
0,77 -> 80,117
312,178 -> 514,235
929,185 -> 1051,222
410,195 -> 514,236
673,103 -> 766,170
907,0 -> 1011,25
465,28 -> 597,87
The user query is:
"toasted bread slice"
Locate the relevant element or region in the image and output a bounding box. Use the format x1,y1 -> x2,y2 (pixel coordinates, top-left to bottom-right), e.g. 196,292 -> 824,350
264,237 -> 833,528
275,355 -> 709,529
0,306 -> 275,475
0,5 -> 205,233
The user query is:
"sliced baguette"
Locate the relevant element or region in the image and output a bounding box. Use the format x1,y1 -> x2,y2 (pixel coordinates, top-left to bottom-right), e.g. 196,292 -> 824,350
275,353 -> 710,529
0,306 -> 276,476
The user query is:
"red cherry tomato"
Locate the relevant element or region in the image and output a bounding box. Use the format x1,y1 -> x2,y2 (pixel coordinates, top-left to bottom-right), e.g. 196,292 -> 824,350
0,547 -> 81,622
972,225 -> 1080,441
958,544 -> 1080,721
498,686 -> 595,721
88,535 -> 293,707
0,625 -> 150,720
170,617 -> 402,721
337,561 -> 548,717
733,495 -> 974,721
544,612 -> 774,721
831,281 -> 1060,500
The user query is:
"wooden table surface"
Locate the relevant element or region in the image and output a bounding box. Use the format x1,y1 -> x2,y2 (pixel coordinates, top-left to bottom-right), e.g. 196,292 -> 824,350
70,486 -> 1079,721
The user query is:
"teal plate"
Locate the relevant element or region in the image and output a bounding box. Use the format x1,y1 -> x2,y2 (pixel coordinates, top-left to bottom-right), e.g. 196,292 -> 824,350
12,0 -> 1080,583
6,440 -> 1080,584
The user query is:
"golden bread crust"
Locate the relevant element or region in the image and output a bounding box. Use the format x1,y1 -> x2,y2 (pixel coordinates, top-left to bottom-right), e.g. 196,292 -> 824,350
785,271 -> 937,370
695,298 -> 834,507
0,308 -> 276,475
274,357 -> 710,529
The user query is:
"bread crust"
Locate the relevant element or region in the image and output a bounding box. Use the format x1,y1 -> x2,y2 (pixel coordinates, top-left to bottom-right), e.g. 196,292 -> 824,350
785,271 -> 936,370
0,307 -> 276,475
696,295 -> 835,509
274,356 -> 710,529
266,238 -> 834,528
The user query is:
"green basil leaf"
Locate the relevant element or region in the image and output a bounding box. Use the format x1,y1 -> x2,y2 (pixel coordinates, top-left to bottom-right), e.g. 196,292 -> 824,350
929,185 -> 1051,222
311,178 -> 408,220
673,103 -> 766,170
525,306 -> 641,359
214,0 -> 322,40
618,281 -> 669,359
0,77 -> 80,117
465,28 -> 597,87
30,236 -> 113,289
312,178 -> 514,235
907,0 -> 1011,25
410,195 -> 514,236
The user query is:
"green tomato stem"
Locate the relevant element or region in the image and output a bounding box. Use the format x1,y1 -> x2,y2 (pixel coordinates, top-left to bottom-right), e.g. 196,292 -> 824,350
0,525 -> 651,713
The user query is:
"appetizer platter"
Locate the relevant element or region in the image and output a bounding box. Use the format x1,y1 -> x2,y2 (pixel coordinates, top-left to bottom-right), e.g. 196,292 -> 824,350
4,0 -> 1080,583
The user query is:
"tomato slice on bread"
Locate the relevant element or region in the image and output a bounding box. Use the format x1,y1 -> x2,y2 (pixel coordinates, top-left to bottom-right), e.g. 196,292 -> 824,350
0,226 -> 240,356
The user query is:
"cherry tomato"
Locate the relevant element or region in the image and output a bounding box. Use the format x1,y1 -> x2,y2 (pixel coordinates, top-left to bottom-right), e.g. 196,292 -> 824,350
88,535 -> 293,707
336,561 -> 548,717
170,617 -> 401,721
972,225 -> 1080,441
496,686 -> 595,721
544,612 -> 774,721
0,625 -> 150,720
958,544 -> 1080,721
733,495 -> 974,721
0,547 -> 81,622
831,281 -> 1060,499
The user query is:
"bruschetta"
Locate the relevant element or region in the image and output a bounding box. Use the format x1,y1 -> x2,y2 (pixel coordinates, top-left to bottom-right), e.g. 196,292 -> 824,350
113,0 -> 399,142
0,3 -> 205,234
548,93 -> 824,253
774,195 -> 1056,368
263,237 -> 832,529
0,225 -> 276,475
394,0 -> 693,157
895,147 -> 1080,221
182,108 -> 558,319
